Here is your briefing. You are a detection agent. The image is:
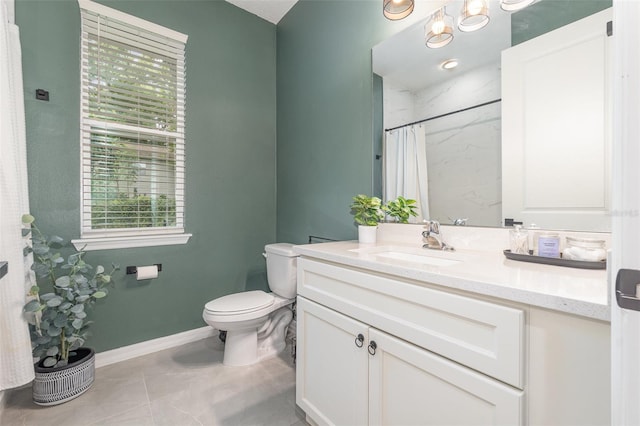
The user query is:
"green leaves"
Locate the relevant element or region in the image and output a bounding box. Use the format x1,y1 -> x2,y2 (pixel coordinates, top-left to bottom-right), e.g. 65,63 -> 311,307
383,196 -> 419,223
350,194 -> 385,226
70,304 -> 85,314
55,276 -> 70,288
42,357 -> 57,368
47,326 -> 62,337
46,297 -> 63,307
24,300 -> 42,313
21,215 -> 119,368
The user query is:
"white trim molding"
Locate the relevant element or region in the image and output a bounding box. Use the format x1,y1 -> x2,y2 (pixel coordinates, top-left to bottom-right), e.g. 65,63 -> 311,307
71,233 -> 192,251
77,0 -> 187,43
95,326 -> 215,368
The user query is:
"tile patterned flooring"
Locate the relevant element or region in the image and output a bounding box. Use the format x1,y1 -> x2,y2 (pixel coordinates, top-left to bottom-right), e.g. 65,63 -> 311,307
1,337 -> 305,426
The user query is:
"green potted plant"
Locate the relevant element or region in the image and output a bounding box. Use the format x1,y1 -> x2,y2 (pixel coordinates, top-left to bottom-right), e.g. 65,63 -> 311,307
350,194 -> 384,243
21,214 -> 118,406
383,196 -> 419,223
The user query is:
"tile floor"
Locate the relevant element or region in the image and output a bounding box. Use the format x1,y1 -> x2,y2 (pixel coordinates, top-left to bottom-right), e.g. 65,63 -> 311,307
1,337 -> 305,426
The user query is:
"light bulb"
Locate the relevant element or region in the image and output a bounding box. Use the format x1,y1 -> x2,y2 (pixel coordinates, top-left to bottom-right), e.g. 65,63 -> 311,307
383,0 -> 415,20
458,0 -> 489,32
425,8 -> 454,49
467,0 -> 483,15
431,20 -> 445,35
441,59 -> 459,70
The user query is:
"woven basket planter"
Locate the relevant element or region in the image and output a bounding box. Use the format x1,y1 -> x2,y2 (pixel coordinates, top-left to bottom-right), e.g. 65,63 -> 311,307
32,347 -> 95,406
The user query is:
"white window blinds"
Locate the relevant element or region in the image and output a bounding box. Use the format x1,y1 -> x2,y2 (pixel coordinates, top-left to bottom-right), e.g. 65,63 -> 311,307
79,0 -> 187,239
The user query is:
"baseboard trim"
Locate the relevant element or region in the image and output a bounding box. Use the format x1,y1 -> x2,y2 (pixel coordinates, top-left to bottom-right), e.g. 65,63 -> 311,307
95,326 -> 215,368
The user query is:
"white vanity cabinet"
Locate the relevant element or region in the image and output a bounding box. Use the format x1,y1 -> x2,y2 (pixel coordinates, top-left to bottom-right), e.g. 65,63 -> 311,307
294,239 -> 611,425
296,258 -> 525,426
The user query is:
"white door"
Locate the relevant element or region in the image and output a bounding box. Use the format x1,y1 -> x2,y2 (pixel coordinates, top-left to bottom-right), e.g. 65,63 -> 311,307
611,1 -> 640,424
295,297 -> 369,426
368,329 -> 523,426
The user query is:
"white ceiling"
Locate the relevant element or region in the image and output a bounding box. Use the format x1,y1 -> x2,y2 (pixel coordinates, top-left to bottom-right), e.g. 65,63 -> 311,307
225,0 -> 299,24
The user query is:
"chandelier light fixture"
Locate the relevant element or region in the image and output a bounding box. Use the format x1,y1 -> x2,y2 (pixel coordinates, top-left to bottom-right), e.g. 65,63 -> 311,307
458,0 -> 490,32
383,0 -> 415,21
424,0 -> 536,49
425,7 -> 455,49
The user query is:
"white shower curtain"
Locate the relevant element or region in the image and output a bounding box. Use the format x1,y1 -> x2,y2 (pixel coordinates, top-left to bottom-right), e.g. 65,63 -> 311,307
0,0 -> 36,390
383,126 -> 430,222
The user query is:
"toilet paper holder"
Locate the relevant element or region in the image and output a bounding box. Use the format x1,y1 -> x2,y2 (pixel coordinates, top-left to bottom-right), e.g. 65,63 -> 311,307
126,264 -> 163,275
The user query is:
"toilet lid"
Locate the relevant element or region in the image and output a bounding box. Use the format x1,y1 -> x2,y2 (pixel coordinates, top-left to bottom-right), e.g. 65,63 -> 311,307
204,290 -> 275,315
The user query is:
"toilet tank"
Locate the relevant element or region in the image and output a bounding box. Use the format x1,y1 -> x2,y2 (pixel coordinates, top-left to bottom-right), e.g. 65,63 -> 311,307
265,243 -> 298,299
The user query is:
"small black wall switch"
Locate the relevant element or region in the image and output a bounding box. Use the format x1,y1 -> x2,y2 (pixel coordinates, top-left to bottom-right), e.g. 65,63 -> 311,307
35,89 -> 49,101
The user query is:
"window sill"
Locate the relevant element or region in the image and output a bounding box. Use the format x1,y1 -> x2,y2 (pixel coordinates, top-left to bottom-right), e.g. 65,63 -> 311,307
71,233 -> 192,251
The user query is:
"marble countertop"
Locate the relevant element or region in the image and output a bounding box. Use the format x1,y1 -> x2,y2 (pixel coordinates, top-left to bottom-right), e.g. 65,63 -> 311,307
294,240 -> 610,322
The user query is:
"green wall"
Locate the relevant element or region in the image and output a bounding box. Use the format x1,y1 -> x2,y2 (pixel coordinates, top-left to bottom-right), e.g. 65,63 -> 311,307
275,0 -> 400,244
17,0 -> 277,352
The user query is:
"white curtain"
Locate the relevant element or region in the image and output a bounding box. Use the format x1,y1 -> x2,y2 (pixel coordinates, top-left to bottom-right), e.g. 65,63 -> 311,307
0,0 -> 36,390
383,126 -> 430,222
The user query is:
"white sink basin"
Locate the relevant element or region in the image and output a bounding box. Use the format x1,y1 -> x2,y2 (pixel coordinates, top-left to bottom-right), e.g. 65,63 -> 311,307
349,246 -> 462,267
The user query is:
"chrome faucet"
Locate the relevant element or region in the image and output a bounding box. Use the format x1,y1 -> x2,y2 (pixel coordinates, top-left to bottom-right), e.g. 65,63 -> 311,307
422,220 -> 454,251
451,217 -> 468,226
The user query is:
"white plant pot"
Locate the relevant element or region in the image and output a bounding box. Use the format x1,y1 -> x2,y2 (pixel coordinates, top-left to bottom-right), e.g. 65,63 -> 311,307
358,225 -> 377,244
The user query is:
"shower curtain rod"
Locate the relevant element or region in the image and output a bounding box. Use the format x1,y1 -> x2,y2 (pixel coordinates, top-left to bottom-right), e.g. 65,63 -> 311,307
384,98 -> 502,132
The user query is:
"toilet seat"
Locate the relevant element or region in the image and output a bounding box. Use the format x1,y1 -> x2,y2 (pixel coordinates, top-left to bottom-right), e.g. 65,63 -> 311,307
204,290 -> 274,316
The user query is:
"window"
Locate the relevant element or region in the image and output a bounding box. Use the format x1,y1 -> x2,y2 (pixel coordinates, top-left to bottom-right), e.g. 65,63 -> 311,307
75,0 -> 190,250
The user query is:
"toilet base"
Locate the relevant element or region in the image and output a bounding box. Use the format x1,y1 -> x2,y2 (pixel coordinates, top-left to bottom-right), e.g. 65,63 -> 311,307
224,328 -> 259,366
221,306 -> 293,366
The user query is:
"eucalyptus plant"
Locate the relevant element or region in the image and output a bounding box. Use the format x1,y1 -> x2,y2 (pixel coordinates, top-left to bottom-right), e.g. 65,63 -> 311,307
350,194 -> 384,226
22,214 -> 118,368
383,196 -> 419,223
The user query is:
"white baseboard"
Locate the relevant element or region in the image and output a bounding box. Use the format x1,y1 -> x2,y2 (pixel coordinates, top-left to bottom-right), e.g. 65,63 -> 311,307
95,326 -> 215,368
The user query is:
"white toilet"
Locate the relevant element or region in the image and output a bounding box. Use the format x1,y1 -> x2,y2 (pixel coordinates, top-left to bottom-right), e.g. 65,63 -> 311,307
202,243 -> 298,366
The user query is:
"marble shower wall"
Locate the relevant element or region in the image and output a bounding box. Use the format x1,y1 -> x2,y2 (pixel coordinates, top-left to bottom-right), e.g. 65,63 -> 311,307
383,63 -> 502,227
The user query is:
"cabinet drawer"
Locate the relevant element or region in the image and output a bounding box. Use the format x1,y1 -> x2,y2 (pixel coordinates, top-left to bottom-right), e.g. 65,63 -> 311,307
298,258 -> 524,388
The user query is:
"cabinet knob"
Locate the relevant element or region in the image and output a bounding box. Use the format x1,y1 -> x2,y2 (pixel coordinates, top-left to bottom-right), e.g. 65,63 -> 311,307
355,333 -> 365,348
368,341 -> 377,355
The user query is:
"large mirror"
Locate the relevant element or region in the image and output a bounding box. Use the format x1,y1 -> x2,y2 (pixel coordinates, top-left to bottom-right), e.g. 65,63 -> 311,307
372,0 -> 612,231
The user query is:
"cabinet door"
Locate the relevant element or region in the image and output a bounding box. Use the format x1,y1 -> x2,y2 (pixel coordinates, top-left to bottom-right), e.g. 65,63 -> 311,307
368,329 -> 524,426
296,297 -> 369,426
502,8 -> 612,231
